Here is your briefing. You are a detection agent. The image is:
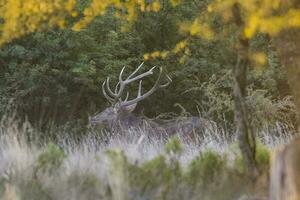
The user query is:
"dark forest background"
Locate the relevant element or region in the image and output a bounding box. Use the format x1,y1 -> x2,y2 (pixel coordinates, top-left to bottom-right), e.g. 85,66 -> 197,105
0,1 -> 295,133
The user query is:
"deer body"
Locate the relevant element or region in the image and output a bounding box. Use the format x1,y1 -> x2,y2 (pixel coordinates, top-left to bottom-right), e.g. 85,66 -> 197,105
90,63 -> 207,139
90,106 -> 143,131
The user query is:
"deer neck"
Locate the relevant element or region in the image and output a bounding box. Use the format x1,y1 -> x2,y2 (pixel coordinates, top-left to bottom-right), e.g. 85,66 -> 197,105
116,112 -> 140,128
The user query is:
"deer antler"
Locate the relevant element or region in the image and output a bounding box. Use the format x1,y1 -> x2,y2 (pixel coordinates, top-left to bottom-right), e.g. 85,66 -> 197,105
102,63 -> 172,106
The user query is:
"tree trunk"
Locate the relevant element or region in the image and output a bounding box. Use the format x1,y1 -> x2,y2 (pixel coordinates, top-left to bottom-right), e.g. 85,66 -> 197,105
232,3 -> 257,176
233,53 -> 257,176
270,139 -> 300,200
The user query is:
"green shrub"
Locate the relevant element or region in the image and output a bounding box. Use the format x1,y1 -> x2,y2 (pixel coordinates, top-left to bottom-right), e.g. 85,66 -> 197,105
256,141 -> 270,170
228,142 -> 247,174
185,150 -> 254,200
165,137 -> 183,155
230,140 -> 270,173
65,173 -> 107,200
186,150 -> 226,186
35,143 -> 66,173
128,153 -> 184,200
17,179 -> 52,200
105,149 -> 130,200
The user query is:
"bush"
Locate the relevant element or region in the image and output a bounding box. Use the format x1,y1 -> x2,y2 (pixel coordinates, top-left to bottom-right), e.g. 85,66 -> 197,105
35,143 -> 66,174
255,141 -> 270,171
186,150 -> 226,186
0,135 -> 272,200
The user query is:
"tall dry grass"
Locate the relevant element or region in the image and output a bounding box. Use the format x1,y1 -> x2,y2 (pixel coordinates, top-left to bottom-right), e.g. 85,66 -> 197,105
0,117 -> 296,200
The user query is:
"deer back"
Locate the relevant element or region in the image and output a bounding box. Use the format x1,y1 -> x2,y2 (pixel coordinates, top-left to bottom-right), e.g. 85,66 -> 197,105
151,116 -> 209,139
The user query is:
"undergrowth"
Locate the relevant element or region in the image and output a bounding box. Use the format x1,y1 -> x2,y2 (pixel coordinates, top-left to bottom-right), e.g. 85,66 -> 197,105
0,119 -> 295,200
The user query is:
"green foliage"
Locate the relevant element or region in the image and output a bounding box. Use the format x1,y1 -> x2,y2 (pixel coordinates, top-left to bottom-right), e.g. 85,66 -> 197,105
105,149 -> 130,200
16,179 -> 52,200
129,156 -> 175,197
165,136 -> 183,155
65,173 -> 108,200
255,141 -> 270,170
229,140 -> 270,174
0,139 -> 271,200
187,150 -> 226,185
35,143 -> 66,173
184,69 -> 233,122
0,0 -> 294,135
0,1 -> 293,199
230,142 -> 247,174
0,16 -> 144,127
246,89 -> 295,129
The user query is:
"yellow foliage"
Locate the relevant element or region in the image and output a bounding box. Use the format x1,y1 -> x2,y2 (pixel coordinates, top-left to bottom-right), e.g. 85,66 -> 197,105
206,0 -> 300,38
143,40 -> 189,63
244,15 -> 259,38
179,55 -> 187,64
143,50 -> 170,60
1,0 -> 300,46
143,53 -> 150,60
149,1 -> 161,12
72,0 -> 162,32
170,0 -> 181,7
0,0 -> 164,45
173,40 -> 187,54
257,9 -> 300,36
179,19 -> 214,40
251,52 -> 267,66
0,0 -> 77,45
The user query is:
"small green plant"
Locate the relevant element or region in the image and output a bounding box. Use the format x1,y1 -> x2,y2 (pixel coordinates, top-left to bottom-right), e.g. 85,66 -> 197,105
230,140 -> 270,174
255,141 -> 270,170
35,143 -> 66,173
165,137 -> 183,155
105,149 -> 130,200
187,150 -> 226,186
228,142 -> 247,174
129,155 -> 171,189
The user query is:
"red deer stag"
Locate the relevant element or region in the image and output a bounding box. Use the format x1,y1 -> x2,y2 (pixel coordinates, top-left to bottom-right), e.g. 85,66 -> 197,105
90,63 -> 208,139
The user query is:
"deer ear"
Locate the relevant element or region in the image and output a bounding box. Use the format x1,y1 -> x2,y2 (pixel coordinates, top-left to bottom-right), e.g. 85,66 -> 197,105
123,103 -> 137,113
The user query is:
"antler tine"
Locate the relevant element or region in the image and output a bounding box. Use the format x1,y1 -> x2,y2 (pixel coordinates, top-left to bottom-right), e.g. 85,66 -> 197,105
159,74 -> 172,88
119,66 -> 126,82
125,66 -> 156,83
127,62 -> 144,80
115,82 -> 120,94
115,65 -> 155,98
104,65 -> 127,100
101,63 -> 171,106
110,66 -> 127,98
102,81 -> 115,103
121,92 -> 130,102
106,77 -> 117,97
122,80 -> 142,104
121,67 -> 169,107
138,80 -> 142,97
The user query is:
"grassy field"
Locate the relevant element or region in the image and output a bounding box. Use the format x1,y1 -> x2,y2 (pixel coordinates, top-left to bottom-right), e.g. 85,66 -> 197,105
0,118 -> 295,200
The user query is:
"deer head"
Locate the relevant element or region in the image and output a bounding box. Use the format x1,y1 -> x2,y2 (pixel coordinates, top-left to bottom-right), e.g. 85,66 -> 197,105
90,63 -> 171,129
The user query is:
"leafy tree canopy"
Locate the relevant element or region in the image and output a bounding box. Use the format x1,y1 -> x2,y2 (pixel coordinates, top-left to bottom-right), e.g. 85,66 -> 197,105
0,0 -> 299,46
